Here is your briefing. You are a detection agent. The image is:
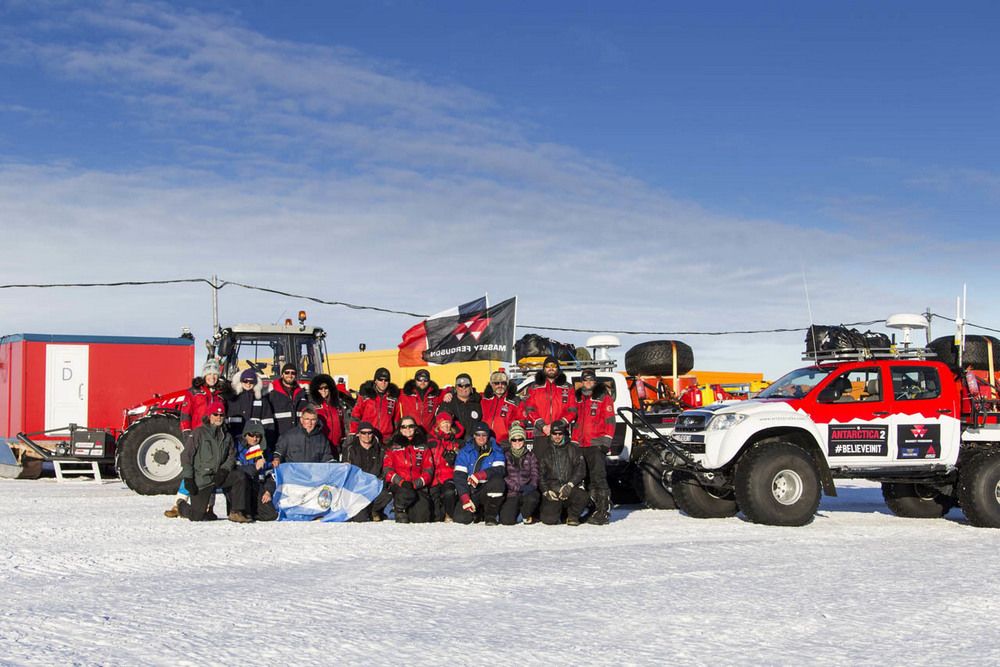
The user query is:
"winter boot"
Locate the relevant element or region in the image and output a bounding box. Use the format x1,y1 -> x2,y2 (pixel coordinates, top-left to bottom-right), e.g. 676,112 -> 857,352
395,509 -> 410,524
163,501 -> 180,518
228,511 -> 252,524
566,517 -> 581,527
589,491 -> 611,525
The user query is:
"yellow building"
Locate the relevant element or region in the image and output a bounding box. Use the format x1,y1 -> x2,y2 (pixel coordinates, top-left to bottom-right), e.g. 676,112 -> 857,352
326,349 -> 507,391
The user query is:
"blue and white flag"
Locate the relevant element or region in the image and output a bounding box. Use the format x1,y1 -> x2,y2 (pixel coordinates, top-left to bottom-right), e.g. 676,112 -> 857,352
273,463 -> 383,522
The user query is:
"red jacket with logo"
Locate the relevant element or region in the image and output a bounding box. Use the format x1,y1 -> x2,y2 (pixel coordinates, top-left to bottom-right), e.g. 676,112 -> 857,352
428,417 -> 465,486
572,384 -> 615,449
383,431 -> 435,489
394,379 -> 442,432
179,381 -> 226,433
350,381 -> 400,440
522,371 -> 578,433
481,381 -> 522,443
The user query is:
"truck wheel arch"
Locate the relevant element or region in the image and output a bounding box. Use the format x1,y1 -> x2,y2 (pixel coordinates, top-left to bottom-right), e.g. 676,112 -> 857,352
738,427 -> 837,497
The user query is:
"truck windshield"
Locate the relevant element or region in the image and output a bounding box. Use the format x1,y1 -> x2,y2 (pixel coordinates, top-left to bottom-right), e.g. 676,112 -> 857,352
757,367 -> 832,399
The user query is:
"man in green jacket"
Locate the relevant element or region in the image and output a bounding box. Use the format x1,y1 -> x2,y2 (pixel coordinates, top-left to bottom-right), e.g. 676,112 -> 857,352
178,405 -> 252,523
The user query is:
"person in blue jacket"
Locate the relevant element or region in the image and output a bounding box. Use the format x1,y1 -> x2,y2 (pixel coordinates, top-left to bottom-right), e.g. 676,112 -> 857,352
235,421 -> 277,521
452,422 -> 506,525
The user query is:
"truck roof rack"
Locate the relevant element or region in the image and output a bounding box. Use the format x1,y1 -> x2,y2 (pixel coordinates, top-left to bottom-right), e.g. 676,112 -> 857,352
802,346 -> 937,363
511,358 -> 618,375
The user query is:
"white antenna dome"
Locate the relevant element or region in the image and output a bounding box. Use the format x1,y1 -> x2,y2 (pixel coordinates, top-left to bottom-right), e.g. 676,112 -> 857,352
585,335 -> 620,362
886,313 -> 928,347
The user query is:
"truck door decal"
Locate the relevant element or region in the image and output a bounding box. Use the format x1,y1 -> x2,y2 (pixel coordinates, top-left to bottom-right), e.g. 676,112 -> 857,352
827,425 -> 888,456
896,423 -> 941,459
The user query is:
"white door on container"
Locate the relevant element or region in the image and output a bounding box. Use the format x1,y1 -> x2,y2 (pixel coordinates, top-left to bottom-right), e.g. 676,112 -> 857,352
45,345 -> 89,431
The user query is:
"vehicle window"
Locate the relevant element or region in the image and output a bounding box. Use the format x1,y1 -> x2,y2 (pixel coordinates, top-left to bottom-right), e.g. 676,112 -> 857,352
757,367 -> 831,399
891,366 -> 941,401
232,336 -> 282,380
818,368 -> 881,403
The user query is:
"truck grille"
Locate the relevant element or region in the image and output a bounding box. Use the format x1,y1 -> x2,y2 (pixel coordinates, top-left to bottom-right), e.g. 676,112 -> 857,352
673,414 -> 708,432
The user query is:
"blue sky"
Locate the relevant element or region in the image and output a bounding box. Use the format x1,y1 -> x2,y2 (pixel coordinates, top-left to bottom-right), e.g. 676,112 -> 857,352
1,1 -> 997,377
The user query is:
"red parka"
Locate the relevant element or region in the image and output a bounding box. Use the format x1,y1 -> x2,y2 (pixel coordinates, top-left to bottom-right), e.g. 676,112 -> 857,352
350,380 -> 400,440
571,383 -> 615,449
522,370 -> 578,432
383,428 -> 435,489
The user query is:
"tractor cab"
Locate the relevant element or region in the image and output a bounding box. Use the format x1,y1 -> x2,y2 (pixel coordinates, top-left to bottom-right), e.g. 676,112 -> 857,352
216,322 -> 328,384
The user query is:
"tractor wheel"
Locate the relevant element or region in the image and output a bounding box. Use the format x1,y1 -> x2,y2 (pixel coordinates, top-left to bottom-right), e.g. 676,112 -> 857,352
625,340 -> 694,377
957,450 -> 1000,528
670,470 -> 737,518
881,482 -> 954,519
640,461 -> 677,510
117,415 -> 185,495
735,442 -> 821,526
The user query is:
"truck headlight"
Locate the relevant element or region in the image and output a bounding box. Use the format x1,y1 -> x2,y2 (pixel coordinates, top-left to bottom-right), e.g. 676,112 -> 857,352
706,413 -> 746,431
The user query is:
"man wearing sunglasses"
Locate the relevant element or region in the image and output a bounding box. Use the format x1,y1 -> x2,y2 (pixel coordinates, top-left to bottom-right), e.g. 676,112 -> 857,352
438,372 -> 483,439
268,363 -> 309,438
481,370 -> 522,449
350,367 -> 399,441
522,356 -> 578,460
341,421 -> 391,522
452,422 -> 506,525
396,368 -> 441,432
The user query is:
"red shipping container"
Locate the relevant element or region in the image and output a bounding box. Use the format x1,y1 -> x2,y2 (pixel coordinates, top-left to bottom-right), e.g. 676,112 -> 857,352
0,333 -> 195,443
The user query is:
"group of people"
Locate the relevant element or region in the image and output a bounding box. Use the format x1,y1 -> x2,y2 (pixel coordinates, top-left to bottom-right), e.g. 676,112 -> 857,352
166,355 -> 616,526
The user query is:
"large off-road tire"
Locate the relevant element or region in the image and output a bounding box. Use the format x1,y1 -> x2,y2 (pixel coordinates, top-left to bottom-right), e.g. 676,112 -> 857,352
957,450 -> 1000,528
881,482 -> 954,518
117,415 -> 185,495
625,340 -> 694,377
735,442 -> 821,526
640,461 -> 677,510
929,335 -> 1000,370
671,470 -> 738,518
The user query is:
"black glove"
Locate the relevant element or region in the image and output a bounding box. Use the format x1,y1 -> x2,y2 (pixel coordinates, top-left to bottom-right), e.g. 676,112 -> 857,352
401,480 -> 414,490
184,479 -> 198,496
558,482 -> 575,500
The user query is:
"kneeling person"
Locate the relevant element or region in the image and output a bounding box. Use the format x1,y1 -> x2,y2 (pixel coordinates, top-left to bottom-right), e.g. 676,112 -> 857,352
499,423 -> 540,525
179,405 -> 252,523
453,423 -> 506,525
538,422 -> 588,526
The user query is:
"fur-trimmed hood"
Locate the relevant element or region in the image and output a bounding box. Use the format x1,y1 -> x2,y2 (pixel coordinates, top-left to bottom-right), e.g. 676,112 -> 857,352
358,380 -> 400,400
310,373 -> 349,407
403,378 -> 440,397
389,424 -> 428,449
533,369 -> 569,387
230,375 -> 263,398
575,381 -> 608,401
483,380 -> 520,400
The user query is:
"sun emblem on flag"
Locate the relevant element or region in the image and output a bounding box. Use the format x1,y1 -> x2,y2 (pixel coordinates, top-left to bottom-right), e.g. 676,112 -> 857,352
318,486 -> 333,509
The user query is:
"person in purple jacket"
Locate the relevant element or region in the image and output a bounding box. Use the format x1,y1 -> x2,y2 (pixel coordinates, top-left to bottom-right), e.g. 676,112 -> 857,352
499,423 -> 539,525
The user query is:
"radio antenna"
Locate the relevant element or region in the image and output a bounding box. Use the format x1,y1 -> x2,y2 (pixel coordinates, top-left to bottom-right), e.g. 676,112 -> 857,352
802,267 -> 818,354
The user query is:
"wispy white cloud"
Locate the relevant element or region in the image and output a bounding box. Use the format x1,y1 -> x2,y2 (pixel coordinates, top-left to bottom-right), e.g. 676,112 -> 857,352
0,1 -> 995,377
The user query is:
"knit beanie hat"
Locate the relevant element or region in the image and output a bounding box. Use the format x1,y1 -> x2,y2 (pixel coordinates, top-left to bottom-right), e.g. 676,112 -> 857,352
508,423 -> 526,441
202,359 -> 221,377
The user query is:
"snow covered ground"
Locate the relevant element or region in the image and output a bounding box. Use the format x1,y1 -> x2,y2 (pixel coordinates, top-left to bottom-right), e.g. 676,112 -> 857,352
2,478 -> 1000,666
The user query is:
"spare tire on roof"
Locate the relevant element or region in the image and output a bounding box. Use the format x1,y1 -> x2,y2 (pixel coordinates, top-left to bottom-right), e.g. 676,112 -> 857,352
625,340 -> 694,376
929,335 -> 1000,370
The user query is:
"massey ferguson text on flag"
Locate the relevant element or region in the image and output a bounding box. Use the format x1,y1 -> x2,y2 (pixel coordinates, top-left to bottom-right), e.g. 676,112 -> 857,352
398,296 -> 517,366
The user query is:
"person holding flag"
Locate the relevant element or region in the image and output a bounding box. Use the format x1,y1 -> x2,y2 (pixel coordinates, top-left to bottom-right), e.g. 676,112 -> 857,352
234,421 -> 277,521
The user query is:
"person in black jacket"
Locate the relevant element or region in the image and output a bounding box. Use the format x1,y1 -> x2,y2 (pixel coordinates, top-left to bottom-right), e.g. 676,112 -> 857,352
438,372 -> 483,438
340,421 -> 391,522
227,368 -> 276,444
268,363 -> 310,439
271,406 -> 334,466
537,422 -> 589,526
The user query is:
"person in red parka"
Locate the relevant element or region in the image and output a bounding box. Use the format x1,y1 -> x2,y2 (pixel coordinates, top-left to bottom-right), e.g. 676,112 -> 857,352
310,373 -> 348,459
350,367 -> 399,441
164,358 -> 229,519
481,369 -> 522,449
395,368 -> 442,432
572,368 -> 615,525
382,417 -> 434,523
522,356 -> 577,460
428,411 -> 465,522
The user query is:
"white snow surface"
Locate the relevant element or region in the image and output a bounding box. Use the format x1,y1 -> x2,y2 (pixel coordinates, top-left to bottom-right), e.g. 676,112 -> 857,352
3,478 -> 1000,666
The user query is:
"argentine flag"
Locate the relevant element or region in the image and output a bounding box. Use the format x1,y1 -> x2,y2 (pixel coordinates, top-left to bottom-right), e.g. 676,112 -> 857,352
273,463 -> 383,522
